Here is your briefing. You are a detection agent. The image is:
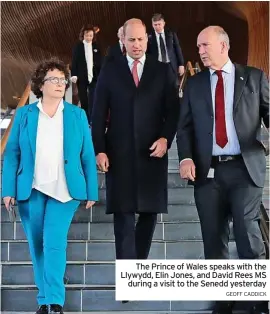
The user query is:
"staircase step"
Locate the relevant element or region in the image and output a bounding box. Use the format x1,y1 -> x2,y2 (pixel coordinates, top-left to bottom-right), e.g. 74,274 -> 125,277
0,312 -> 217,314
1,287 -> 249,312
1,240 -> 238,262
97,172 -> 190,189
2,202 -> 198,225
2,219 -> 236,242
96,188 -> 194,205
0,287 -> 218,312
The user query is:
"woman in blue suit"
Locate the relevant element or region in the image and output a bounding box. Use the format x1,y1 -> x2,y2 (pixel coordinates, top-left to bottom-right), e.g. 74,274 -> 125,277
2,59 -> 98,314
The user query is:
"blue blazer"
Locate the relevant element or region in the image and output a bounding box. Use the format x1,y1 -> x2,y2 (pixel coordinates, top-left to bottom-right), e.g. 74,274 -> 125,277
2,101 -> 98,202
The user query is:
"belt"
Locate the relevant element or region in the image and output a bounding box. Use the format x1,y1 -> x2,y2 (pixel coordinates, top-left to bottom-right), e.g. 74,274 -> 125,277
211,154 -> 242,165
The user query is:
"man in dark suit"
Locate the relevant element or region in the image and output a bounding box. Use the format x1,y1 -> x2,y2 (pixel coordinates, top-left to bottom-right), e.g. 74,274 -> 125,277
147,13 -> 185,83
92,19 -> 179,263
105,26 -> 126,61
177,26 -> 269,314
71,25 -> 102,124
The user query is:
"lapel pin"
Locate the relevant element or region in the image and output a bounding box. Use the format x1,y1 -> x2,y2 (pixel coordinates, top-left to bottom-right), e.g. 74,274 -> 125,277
240,77 -> 244,80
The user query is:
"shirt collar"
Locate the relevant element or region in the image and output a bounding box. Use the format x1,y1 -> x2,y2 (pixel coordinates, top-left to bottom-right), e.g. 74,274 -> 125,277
126,54 -> 146,67
37,99 -> 64,117
83,40 -> 92,45
155,30 -> 164,36
209,59 -> 233,75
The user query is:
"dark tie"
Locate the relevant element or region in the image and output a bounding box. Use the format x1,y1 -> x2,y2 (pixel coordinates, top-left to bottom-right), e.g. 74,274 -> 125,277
159,34 -> 167,63
215,70 -> 228,148
122,45 -> 126,55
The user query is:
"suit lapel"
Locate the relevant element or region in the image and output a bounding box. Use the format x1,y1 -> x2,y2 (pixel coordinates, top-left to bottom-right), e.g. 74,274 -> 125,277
151,30 -> 159,57
27,102 -> 39,158
63,102 -> 75,159
165,29 -> 171,49
201,70 -> 214,115
233,63 -> 248,112
80,42 -> 87,67
118,57 -> 136,89
117,43 -> 122,55
138,56 -> 155,90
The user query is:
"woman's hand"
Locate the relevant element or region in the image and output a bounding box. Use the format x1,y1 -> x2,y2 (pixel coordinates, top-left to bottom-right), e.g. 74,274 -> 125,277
86,201 -> 95,209
3,196 -> 15,210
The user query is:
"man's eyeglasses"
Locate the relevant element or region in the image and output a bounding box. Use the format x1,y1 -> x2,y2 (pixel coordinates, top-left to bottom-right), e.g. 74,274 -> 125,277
43,77 -> 69,85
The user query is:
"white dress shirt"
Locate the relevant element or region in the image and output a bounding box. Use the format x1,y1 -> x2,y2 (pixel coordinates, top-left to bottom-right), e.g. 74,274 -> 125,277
126,54 -> 146,80
180,59 -> 241,165
210,59 -> 241,155
83,39 -> 93,83
32,100 -> 72,202
155,31 -> 170,63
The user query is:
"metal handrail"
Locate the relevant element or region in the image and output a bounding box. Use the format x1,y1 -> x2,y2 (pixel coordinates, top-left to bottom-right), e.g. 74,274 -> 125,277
1,82 -> 31,156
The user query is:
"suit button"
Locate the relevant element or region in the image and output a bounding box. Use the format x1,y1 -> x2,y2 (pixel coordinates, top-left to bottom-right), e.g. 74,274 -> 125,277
209,132 -> 213,136
211,115 -> 214,119
65,160 -> 68,164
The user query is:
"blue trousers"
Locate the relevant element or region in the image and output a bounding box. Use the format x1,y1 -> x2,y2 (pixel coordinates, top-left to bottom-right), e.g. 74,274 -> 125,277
18,189 -> 80,306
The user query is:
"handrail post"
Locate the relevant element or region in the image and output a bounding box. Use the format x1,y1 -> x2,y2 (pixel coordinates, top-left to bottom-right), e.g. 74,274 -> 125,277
1,82 -> 31,156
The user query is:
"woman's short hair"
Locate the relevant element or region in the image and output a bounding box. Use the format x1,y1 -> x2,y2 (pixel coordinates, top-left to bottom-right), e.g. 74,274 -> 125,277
79,24 -> 96,41
31,58 -> 70,99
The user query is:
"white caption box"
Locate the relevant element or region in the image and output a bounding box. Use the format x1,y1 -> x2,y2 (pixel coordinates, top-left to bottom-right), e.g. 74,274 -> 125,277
116,259 -> 270,301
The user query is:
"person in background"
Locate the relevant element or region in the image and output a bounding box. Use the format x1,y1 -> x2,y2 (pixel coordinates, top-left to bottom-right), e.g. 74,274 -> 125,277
2,59 -> 98,314
105,26 -> 126,61
176,26 -> 269,314
71,24 -> 102,124
92,18 -> 179,278
147,13 -> 185,85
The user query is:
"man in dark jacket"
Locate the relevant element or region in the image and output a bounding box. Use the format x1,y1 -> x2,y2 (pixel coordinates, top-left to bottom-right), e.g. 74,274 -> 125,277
92,18 -> 179,261
177,26 -> 269,314
106,26 -> 126,61
147,13 -> 185,84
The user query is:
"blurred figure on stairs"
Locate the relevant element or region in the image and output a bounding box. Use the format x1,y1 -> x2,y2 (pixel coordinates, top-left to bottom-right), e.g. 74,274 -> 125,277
71,24 -> 102,125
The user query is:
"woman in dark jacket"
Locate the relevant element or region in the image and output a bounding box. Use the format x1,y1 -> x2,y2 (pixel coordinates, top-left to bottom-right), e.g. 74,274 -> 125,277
71,24 -> 102,124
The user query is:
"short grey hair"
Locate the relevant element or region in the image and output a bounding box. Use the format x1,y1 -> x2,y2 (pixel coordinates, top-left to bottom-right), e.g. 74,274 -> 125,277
117,26 -> 123,38
213,26 -> 230,49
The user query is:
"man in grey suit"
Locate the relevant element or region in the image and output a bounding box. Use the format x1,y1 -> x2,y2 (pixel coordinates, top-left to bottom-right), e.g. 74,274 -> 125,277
177,26 -> 269,314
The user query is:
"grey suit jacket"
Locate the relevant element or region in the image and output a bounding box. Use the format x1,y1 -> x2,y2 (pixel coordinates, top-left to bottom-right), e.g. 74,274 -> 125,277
176,63 -> 269,187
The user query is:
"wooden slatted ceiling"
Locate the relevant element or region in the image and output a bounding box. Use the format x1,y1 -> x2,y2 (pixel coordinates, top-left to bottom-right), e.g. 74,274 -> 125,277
1,1 -> 259,109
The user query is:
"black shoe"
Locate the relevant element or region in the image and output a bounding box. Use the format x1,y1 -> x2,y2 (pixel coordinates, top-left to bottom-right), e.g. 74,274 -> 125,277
212,301 -> 234,314
49,304 -> 63,314
36,305 -> 48,314
250,305 -> 269,314
121,300 -> 129,304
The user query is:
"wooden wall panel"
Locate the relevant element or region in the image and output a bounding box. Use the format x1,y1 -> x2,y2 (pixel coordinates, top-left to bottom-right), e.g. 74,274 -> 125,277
1,1 -> 266,109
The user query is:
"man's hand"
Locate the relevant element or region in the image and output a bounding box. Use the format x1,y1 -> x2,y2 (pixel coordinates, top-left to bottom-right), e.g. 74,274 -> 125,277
96,153 -> 109,172
86,201 -> 95,209
179,159 -> 196,181
150,138 -> 167,158
178,66 -> 185,76
3,196 -> 15,210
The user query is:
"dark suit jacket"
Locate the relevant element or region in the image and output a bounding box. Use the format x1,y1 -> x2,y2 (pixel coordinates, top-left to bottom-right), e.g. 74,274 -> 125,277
103,42 -> 125,67
71,41 -> 102,83
92,55 -> 179,214
107,43 -> 123,60
176,64 -> 269,187
147,28 -> 184,74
